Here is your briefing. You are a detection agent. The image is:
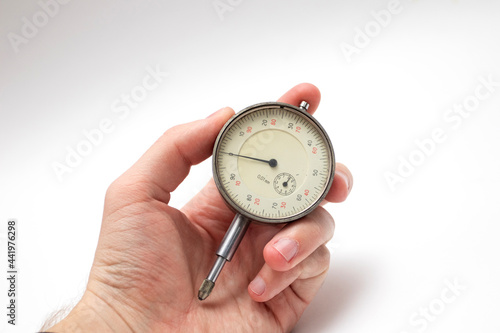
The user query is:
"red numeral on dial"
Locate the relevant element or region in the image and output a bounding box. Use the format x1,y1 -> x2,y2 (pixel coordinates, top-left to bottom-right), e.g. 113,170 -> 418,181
280,202 -> 286,209
304,189 -> 309,196
246,126 -> 252,133
254,198 -> 260,205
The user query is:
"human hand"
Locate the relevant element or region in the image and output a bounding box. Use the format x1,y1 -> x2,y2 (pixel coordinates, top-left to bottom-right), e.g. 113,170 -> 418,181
47,83 -> 353,333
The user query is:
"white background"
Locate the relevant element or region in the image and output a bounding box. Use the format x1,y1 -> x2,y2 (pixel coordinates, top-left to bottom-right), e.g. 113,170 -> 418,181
1,0 -> 500,332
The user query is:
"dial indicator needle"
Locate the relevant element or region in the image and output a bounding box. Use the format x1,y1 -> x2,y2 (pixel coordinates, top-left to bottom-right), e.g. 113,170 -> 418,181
223,152 -> 277,167
283,176 -> 292,187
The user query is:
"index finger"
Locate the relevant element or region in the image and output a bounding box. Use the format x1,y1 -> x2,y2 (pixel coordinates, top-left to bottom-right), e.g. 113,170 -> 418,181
277,83 -> 321,115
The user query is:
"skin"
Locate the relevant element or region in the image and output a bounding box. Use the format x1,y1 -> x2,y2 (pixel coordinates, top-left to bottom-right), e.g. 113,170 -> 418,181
48,83 -> 353,333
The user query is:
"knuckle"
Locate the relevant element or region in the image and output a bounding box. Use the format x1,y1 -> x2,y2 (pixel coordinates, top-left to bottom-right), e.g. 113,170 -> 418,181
315,245 -> 331,268
105,178 -> 122,201
161,123 -> 182,138
105,174 -> 151,205
300,245 -> 330,279
310,206 -> 335,241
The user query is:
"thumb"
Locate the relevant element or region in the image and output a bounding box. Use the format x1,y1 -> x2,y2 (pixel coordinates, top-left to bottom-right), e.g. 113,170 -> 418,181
122,107 -> 235,202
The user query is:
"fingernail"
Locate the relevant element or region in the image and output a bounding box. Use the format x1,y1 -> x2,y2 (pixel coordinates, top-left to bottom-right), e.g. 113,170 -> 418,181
249,275 -> 266,296
273,238 -> 299,262
336,169 -> 352,194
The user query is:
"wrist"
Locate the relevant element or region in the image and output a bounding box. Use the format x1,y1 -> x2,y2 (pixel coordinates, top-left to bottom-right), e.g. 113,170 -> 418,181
47,290 -> 134,333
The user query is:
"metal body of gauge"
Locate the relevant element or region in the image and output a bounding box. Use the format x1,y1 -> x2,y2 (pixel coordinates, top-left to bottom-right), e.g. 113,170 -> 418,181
198,101 -> 335,300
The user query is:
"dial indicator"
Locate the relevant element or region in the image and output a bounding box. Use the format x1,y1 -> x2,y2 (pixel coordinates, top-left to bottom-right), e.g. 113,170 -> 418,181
213,102 -> 334,223
199,101 -> 335,301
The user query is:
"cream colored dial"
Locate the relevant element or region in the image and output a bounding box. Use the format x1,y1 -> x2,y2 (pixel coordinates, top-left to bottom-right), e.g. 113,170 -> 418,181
213,103 -> 334,223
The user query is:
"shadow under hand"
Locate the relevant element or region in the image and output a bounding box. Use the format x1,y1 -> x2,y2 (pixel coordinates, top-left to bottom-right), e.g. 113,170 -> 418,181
293,257 -> 376,333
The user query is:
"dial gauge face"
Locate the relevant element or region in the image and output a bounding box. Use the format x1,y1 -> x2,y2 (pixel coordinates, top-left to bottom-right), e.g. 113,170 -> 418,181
213,102 -> 335,223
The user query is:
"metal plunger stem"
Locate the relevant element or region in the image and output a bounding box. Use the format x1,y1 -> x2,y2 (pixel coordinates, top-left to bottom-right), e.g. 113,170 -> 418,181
198,214 -> 251,300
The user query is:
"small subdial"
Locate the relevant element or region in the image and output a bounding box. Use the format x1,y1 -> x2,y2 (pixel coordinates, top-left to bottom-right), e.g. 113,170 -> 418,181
273,172 -> 297,196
